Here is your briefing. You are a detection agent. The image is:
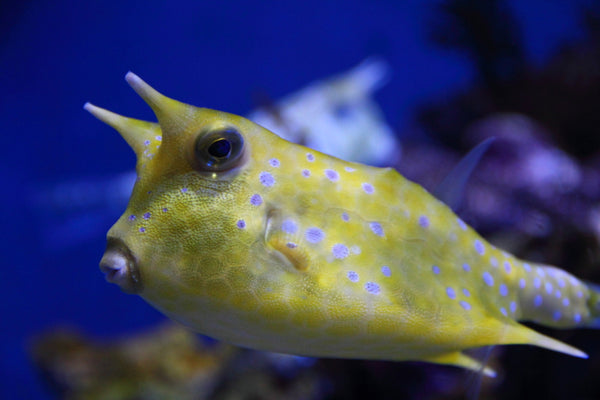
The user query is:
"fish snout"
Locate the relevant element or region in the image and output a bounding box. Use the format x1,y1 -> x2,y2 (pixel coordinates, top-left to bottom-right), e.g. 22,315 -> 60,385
99,238 -> 142,294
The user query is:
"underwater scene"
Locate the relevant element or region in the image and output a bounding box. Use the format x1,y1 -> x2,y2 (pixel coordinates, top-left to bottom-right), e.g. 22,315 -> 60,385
3,0 -> 600,399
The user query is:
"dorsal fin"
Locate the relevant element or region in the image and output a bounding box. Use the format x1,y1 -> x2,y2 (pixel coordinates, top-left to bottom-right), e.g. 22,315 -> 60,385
434,137 -> 495,210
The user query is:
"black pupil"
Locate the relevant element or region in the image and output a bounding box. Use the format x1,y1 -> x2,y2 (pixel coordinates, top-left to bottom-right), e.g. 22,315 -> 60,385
208,138 -> 232,158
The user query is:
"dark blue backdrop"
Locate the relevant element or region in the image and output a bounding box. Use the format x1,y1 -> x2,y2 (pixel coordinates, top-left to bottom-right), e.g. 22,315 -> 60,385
0,0 -> 584,398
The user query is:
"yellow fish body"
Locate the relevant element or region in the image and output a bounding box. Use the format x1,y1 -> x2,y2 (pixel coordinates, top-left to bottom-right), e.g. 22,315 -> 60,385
86,73 -> 599,376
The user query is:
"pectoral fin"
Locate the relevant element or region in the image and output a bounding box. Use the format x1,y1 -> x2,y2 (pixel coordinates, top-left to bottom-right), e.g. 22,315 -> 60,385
265,209 -> 311,272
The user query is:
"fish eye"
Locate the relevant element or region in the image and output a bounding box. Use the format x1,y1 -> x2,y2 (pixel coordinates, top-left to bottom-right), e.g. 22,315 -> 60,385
194,128 -> 244,172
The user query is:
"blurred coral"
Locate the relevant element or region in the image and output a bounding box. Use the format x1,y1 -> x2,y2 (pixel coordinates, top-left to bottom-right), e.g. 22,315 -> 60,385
422,0 -> 600,159
30,324 -> 232,399
30,324 -> 329,400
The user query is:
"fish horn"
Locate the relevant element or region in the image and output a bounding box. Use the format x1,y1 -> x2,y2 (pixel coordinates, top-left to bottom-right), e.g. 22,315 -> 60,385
125,72 -> 192,140
84,102 -> 160,159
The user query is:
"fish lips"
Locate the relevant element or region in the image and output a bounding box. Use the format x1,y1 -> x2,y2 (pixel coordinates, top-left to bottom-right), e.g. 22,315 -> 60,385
99,237 -> 143,294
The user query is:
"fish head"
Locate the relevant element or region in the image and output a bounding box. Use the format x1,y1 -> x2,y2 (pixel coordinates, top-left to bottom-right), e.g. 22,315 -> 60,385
86,73 -> 286,316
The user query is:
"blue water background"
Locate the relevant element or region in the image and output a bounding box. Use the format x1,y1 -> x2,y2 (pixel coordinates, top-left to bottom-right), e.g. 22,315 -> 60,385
0,0 -> 584,398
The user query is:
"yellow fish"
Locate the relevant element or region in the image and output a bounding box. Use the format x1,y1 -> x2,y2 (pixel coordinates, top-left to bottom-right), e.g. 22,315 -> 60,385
85,72 -> 599,377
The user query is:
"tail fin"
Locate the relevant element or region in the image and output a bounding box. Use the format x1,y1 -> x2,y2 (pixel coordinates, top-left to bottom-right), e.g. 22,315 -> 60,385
501,268 -> 600,359
584,282 -> 600,328
516,264 -> 600,329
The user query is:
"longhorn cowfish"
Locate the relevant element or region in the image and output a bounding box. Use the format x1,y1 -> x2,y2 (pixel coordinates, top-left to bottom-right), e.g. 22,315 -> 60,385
85,72 -> 600,377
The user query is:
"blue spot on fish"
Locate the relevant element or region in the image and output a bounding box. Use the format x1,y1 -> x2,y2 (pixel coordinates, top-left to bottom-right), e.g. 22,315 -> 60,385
362,183 -> 374,194
474,240 -> 485,255
325,169 -> 339,182
250,194 -> 263,206
369,222 -> 385,237
446,287 -> 456,299
281,219 -> 298,234
365,282 -> 381,294
483,272 -> 494,286
305,227 -> 324,243
347,271 -> 359,282
259,171 -> 275,187
332,244 -> 349,259
381,266 -> 391,277
553,310 -> 562,321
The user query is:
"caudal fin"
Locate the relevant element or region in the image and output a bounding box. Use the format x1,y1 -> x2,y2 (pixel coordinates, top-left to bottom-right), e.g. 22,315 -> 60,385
584,282 -> 600,328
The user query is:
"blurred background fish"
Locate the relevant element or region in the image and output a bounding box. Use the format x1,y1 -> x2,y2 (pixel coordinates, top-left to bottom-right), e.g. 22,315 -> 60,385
249,57 -> 399,165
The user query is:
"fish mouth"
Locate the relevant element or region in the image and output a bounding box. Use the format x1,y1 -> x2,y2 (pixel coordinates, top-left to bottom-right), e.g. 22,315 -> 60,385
99,237 -> 142,294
